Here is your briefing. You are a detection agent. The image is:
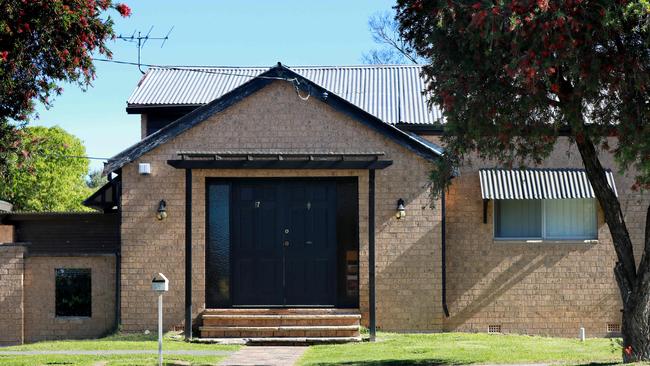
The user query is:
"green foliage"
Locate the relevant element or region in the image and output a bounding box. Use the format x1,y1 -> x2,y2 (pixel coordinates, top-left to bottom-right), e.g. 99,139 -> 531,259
87,168 -> 107,189
0,126 -> 92,212
396,0 -> 650,193
0,0 -> 130,178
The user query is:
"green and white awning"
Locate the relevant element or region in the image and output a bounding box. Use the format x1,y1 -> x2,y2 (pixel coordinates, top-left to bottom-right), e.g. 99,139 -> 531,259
479,168 -> 618,200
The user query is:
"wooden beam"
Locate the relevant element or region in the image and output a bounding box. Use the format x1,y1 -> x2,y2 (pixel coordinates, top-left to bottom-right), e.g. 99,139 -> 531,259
184,169 -> 193,340
369,169 -> 376,342
167,159 -> 393,170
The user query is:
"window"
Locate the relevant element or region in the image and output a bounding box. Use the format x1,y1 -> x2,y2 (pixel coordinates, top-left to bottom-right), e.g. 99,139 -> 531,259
55,268 -> 91,317
495,199 -> 597,240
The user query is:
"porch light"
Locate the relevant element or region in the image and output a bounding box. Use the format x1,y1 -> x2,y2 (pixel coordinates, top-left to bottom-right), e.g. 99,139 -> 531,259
396,198 -> 406,219
156,200 -> 167,220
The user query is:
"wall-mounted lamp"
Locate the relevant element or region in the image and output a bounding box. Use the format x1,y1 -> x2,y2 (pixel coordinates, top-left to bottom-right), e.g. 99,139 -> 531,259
156,200 -> 167,220
396,198 -> 406,220
139,163 -> 151,175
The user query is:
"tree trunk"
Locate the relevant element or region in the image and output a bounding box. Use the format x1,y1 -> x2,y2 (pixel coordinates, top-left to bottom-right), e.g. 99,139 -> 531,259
574,132 -> 650,361
622,272 -> 650,361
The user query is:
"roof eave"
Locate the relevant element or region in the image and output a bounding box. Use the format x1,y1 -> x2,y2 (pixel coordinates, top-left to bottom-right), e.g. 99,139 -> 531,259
126,104 -> 202,114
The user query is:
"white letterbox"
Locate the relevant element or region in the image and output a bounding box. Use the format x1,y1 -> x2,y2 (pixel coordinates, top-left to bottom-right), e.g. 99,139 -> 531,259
152,273 -> 169,293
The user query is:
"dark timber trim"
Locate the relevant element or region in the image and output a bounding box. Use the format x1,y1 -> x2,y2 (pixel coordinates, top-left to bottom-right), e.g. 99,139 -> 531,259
368,169 -> 376,342
167,159 -> 393,170
126,104 -> 199,115
185,168 -> 193,340
396,123 -> 444,135
483,199 -> 490,224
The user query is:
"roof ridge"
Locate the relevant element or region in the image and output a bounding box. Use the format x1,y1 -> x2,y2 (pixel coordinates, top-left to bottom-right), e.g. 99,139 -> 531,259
147,64 -> 423,70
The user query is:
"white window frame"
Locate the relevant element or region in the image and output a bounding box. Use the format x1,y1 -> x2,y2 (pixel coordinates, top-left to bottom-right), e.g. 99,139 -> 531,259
493,199 -> 598,241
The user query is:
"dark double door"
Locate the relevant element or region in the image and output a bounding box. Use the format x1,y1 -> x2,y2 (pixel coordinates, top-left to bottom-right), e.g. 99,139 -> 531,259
231,180 -> 337,306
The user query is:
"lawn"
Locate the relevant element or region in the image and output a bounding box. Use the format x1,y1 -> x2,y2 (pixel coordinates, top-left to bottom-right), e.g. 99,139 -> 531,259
0,332 -> 239,366
298,332 -> 623,366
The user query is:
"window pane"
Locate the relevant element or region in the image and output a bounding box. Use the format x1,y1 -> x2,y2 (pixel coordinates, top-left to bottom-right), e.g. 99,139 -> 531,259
55,268 -> 91,317
544,198 -> 597,239
495,199 -> 542,238
206,183 -> 231,307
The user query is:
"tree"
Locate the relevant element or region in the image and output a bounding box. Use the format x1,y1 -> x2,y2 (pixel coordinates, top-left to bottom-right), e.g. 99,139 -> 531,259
362,10 -> 424,64
0,126 -> 92,212
87,168 -> 107,189
0,0 -> 131,179
397,0 -> 650,361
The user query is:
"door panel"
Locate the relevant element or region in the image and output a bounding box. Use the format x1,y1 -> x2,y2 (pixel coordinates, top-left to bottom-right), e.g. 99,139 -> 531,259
284,181 -> 337,305
231,182 -> 283,305
230,180 -> 337,306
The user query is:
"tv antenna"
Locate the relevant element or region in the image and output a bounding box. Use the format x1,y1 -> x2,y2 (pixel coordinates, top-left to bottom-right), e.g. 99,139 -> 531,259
116,26 -> 174,74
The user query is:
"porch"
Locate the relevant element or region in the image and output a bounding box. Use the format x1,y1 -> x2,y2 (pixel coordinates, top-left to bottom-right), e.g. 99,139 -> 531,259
167,151 -> 391,341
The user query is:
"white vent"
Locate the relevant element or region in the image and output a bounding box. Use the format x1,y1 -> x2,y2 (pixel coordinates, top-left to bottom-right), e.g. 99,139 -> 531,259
138,163 -> 151,175
607,323 -> 621,333
488,324 -> 502,333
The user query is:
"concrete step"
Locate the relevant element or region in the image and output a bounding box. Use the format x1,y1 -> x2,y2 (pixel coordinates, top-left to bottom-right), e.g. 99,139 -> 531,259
199,325 -> 360,338
202,308 -> 359,315
193,336 -> 363,345
198,308 -> 361,339
202,313 -> 361,327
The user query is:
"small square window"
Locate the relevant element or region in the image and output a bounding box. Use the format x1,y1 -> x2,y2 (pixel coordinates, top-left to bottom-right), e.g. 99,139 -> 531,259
55,268 -> 91,317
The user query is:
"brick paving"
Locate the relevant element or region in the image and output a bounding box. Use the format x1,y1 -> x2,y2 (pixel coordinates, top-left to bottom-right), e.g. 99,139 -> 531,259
218,346 -> 307,366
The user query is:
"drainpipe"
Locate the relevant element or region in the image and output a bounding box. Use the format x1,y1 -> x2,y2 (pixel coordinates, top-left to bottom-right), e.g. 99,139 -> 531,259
441,189 -> 450,317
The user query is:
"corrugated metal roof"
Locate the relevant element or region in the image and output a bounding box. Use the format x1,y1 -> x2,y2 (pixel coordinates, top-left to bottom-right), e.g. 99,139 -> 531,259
127,65 -> 443,125
479,168 -> 618,199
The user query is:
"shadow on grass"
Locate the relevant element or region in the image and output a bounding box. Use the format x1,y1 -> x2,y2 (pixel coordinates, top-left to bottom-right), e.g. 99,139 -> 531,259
305,359 -> 469,366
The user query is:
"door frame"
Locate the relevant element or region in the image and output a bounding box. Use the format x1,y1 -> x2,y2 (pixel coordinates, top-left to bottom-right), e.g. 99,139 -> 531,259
205,177 -> 359,309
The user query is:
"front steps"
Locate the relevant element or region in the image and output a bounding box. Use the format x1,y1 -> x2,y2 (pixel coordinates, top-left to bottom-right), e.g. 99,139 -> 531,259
199,308 -> 361,340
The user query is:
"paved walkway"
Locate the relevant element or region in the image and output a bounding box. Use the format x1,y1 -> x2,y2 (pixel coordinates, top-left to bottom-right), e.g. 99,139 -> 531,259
0,350 -> 232,356
219,346 -> 307,366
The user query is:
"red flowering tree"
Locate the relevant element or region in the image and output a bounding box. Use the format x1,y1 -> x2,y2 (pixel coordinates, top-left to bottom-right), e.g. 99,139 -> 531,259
397,0 -> 649,361
0,0 -> 130,177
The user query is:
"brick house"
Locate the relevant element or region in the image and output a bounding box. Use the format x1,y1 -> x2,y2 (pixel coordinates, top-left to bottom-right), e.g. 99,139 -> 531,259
1,63 -> 646,344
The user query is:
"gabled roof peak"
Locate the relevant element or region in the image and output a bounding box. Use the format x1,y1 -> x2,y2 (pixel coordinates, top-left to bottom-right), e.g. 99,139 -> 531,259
107,65 -> 443,174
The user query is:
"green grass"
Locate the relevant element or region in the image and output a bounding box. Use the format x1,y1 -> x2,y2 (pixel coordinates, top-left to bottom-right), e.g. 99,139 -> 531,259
0,331 -> 239,366
1,331 -> 239,351
0,354 -> 228,366
298,332 -> 623,366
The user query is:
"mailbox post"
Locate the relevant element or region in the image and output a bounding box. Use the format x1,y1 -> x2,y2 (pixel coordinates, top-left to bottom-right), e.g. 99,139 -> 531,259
152,273 -> 169,366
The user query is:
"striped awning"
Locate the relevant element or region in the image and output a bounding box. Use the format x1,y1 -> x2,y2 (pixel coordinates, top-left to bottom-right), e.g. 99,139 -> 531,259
479,168 -> 618,199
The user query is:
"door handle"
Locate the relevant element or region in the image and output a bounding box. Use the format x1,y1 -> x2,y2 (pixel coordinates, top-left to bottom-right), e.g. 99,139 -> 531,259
283,240 -> 290,247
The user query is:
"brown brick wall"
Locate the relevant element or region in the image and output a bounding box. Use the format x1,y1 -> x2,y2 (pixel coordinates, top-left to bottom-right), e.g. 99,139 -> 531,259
0,245 -> 25,345
24,256 -> 116,342
119,79 -> 645,337
425,136 -> 648,337
120,81 -> 442,333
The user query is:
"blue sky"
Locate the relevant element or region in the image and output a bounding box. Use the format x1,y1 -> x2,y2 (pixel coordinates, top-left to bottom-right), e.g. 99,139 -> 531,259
33,0 -> 396,171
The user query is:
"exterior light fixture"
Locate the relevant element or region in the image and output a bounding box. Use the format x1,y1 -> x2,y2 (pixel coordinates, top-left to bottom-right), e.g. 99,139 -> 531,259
139,163 -> 152,175
396,198 -> 406,219
156,200 -> 167,220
